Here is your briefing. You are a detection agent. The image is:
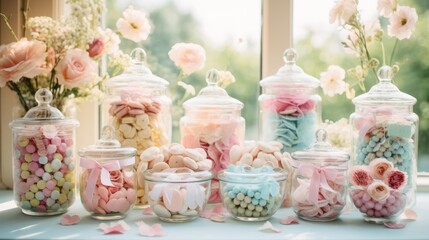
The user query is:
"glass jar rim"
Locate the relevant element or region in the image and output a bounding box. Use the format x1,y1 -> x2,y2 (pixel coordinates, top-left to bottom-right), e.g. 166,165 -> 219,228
218,167 -> 287,183
144,168 -> 213,183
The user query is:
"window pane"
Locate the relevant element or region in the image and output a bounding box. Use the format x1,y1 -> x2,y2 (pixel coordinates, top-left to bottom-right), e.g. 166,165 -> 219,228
106,0 -> 261,140
293,0 -> 429,172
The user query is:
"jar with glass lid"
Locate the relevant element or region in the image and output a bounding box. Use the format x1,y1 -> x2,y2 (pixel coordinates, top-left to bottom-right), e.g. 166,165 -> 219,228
180,68 -> 245,203
259,48 -> 321,153
103,48 -> 171,207
349,66 -> 418,223
79,126 -> 136,220
9,88 -> 79,215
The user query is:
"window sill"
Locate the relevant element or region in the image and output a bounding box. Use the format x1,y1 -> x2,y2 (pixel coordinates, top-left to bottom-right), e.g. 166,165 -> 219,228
0,190 -> 427,239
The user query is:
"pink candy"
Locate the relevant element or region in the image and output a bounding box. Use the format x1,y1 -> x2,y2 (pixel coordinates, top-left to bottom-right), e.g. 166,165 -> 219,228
351,189 -> 405,218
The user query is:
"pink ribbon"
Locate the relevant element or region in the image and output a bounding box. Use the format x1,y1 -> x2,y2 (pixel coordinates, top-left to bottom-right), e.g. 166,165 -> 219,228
80,157 -> 135,209
298,163 -> 338,207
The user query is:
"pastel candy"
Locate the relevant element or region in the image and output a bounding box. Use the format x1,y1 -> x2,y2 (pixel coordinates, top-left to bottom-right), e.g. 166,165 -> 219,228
153,204 -> 172,218
164,189 -> 184,212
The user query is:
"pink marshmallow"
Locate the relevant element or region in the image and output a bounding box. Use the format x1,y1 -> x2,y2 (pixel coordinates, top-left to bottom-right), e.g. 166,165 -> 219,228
29,162 -> 39,172
25,144 -> 36,153
35,168 -> 45,177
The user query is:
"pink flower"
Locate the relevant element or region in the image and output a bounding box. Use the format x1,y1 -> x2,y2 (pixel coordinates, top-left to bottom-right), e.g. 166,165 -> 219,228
116,6 -> 151,43
168,43 -> 206,75
41,47 -> 56,76
329,0 -> 357,25
384,169 -> 407,190
378,0 -> 397,17
88,38 -> 104,58
387,6 -> 418,40
320,65 -> 346,97
349,166 -> 373,187
56,49 -> 98,89
369,158 -> 394,180
367,181 -> 390,202
262,93 -> 315,116
0,38 -> 46,87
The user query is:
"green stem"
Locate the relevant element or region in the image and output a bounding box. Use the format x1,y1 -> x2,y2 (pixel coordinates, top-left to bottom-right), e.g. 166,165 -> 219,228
389,39 -> 399,66
7,81 -> 29,111
381,42 -> 386,66
0,13 -> 19,41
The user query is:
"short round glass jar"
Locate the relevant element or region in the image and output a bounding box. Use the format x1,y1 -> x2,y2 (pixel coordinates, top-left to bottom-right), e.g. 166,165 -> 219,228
258,48 -> 321,153
79,126 -> 137,220
144,168 -> 212,222
349,66 -> 416,223
9,88 -> 79,216
218,165 -> 287,222
291,129 -> 349,221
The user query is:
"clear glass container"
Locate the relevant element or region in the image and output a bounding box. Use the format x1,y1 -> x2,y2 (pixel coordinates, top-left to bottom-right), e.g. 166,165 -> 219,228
103,48 -> 171,207
144,168 -> 212,222
218,165 -> 287,222
79,126 -> 136,220
349,66 -> 418,223
9,88 -> 79,216
259,48 -> 321,153
180,69 -> 245,203
291,129 -> 349,221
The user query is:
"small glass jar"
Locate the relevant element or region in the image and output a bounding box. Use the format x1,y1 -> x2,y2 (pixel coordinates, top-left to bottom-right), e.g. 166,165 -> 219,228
9,88 -> 79,216
291,129 -> 349,221
259,48 -> 321,153
144,168 -> 212,222
103,48 -> 171,207
218,165 -> 287,222
79,126 -> 136,220
349,66 -> 418,223
180,69 -> 245,203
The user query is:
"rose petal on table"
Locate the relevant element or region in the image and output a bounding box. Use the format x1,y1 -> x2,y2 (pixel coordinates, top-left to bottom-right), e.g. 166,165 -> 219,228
99,220 -> 130,234
403,208 -> 418,220
258,221 -> 281,233
199,204 -> 224,219
142,207 -> 154,215
136,221 -> 164,237
384,222 -> 406,229
280,216 -> 299,225
209,214 -> 225,223
60,214 -> 80,225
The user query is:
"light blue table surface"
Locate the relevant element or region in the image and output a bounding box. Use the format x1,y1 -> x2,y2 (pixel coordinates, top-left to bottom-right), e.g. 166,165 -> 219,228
0,190 -> 427,240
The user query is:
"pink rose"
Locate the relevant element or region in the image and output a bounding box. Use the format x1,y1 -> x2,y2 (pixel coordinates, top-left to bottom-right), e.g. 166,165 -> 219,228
367,182 -> 390,202
116,6 -> 152,43
56,49 -> 97,89
349,166 -> 373,187
369,158 -> 394,180
384,169 -> 407,190
88,38 -> 104,58
168,43 -> 206,75
0,38 -> 46,87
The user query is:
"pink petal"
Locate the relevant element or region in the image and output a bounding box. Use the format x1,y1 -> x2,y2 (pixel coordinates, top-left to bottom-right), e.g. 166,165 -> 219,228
136,221 -> 164,237
99,220 -> 130,234
403,208 -> 418,220
210,214 -> 225,223
280,216 -> 299,225
142,207 -> 154,215
60,214 -> 80,225
384,222 -> 406,229
258,221 -> 282,233
200,204 -> 224,219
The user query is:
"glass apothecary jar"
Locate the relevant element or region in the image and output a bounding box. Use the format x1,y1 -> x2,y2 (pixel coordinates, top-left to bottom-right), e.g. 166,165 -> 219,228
79,126 -> 136,220
349,66 -> 418,223
259,48 -> 321,153
103,48 -> 171,207
180,69 -> 245,203
291,129 -> 349,221
9,88 -> 79,216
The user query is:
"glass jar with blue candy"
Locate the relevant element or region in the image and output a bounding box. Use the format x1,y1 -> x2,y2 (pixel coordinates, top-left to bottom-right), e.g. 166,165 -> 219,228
349,66 -> 418,223
259,48 -> 321,153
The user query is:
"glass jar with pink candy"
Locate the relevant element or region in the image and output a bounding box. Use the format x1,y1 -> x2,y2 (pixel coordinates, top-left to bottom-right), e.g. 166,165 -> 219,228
291,129 -> 349,221
259,48 -> 321,153
103,48 -> 172,207
9,88 -> 79,216
180,69 -> 245,203
79,126 -> 136,220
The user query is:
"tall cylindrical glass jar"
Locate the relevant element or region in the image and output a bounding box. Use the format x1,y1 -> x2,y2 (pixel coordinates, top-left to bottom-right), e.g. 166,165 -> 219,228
259,48 -> 321,153
9,88 -> 79,215
103,48 -> 171,207
349,66 -> 418,223
180,69 -> 245,203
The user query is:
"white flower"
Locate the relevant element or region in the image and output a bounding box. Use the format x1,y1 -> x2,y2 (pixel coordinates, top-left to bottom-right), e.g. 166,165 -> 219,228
116,6 -> 152,43
218,70 -> 236,88
177,81 -> 196,96
329,0 -> 357,25
387,6 -> 418,40
378,0 -> 397,17
320,118 -> 352,149
100,28 -> 120,55
320,65 -> 346,97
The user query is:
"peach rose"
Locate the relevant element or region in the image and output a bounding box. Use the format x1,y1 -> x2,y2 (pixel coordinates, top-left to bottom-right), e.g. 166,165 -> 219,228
0,38 -> 46,87
369,158 -> 394,180
56,49 -> 97,89
384,169 -> 407,190
349,166 -> 373,187
168,43 -> 206,75
367,181 -> 390,202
